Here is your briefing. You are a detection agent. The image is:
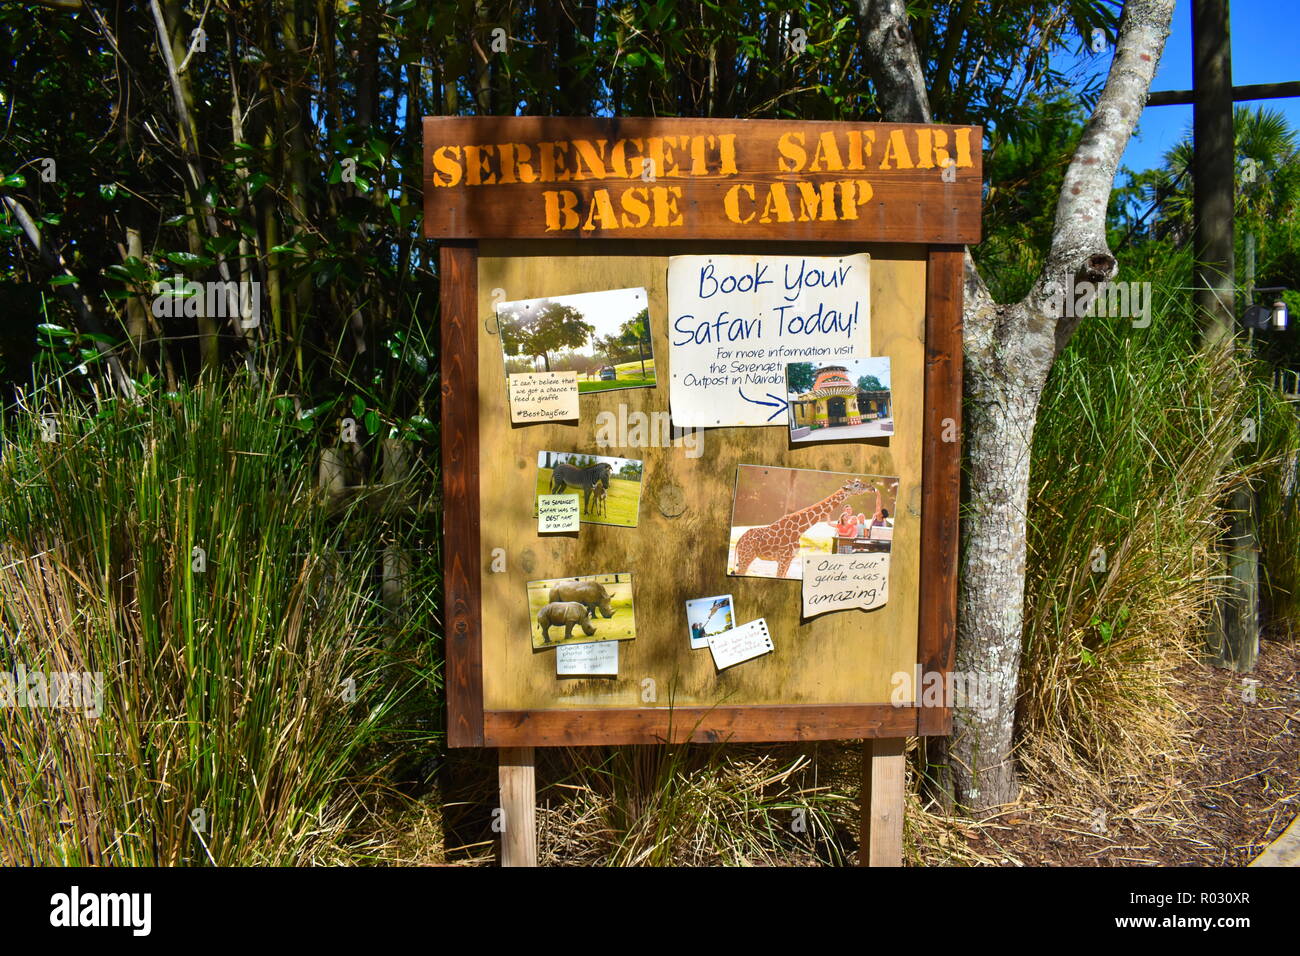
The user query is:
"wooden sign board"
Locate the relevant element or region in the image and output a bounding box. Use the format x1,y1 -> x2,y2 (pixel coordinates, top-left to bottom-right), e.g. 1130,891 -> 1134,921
430,117 -> 973,748
424,116 -> 981,244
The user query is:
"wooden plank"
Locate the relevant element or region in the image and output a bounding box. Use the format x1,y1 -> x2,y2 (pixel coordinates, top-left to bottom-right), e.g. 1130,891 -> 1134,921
441,241 -> 485,747
424,117 -> 982,244
916,246 -> 963,736
497,746 -> 537,867
474,241 -> 925,727
1147,80 -> 1300,107
484,703 -> 917,746
859,736 -> 906,866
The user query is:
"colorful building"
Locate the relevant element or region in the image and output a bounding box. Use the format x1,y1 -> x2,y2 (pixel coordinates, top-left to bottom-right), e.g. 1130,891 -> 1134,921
791,366 -> 863,429
791,366 -> 892,431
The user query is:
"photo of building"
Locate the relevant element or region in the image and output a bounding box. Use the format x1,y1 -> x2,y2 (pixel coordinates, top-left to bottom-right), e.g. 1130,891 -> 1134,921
786,358 -> 893,442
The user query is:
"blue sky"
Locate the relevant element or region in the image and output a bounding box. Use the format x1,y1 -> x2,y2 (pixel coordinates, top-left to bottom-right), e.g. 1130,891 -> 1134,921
1107,0 -> 1300,176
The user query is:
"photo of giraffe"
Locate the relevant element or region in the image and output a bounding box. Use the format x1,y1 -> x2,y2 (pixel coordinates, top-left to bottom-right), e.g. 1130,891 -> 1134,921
727,465 -> 898,580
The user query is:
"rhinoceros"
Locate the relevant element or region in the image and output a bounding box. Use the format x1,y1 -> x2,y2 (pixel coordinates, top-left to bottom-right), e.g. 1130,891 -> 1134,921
547,580 -> 614,619
536,601 -> 597,644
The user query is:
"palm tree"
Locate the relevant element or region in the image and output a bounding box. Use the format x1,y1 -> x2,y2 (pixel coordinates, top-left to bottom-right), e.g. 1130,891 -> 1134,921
1145,107 -> 1300,244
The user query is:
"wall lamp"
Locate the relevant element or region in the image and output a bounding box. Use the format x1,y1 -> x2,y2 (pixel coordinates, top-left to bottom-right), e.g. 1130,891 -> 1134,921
1242,286 -> 1289,332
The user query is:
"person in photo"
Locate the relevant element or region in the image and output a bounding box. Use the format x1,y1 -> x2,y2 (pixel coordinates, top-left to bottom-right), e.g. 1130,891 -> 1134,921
835,507 -> 857,553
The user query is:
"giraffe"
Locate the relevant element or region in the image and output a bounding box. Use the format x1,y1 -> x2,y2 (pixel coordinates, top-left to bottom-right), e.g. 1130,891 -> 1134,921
733,478 -> 868,578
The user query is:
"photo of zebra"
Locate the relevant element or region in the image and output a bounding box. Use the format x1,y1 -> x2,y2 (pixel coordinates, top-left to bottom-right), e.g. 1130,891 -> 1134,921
535,451 -> 644,528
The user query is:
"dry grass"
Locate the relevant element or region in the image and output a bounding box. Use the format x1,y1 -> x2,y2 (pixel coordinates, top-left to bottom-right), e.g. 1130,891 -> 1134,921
535,743 -> 856,866
0,384 -> 440,865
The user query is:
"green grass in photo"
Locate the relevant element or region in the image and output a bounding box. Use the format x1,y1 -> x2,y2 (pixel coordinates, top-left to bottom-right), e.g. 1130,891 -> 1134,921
577,376 -> 656,392
536,467 -> 641,527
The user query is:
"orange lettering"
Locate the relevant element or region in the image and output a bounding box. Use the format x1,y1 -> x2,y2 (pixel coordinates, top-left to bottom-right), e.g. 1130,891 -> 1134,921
808,132 -> 845,173
795,181 -> 838,221
543,189 -> 580,231
879,130 -> 914,170
582,188 -> 620,230
718,134 -> 738,176
572,139 -> 610,181
724,183 -> 756,223
430,146 -> 462,187
620,187 -> 652,228
759,183 -> 795,223
777,132 -> 806,173
539,141 -> 572,182
651,186 -> 684,227
464,145 -> 496,185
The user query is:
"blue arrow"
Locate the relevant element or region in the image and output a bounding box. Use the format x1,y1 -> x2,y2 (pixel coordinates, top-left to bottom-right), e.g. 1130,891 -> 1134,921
739,388 -> 790,422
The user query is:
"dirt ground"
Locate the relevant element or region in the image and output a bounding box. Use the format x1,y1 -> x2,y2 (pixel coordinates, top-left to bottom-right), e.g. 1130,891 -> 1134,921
936,638 -> 1300,867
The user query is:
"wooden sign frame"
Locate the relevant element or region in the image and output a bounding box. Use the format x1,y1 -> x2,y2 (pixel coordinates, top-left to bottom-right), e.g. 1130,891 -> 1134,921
430,117 -> 975,751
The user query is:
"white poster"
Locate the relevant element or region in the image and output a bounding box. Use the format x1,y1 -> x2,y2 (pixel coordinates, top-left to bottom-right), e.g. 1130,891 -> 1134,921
668,254 -> 871,428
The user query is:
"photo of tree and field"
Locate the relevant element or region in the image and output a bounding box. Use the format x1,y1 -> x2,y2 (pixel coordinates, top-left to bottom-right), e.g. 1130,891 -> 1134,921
497,287 -> 656,393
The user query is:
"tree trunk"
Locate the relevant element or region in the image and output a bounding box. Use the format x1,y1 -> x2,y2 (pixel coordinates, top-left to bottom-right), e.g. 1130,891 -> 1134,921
855,0 -> 1175,812
946,319 -> 1048,806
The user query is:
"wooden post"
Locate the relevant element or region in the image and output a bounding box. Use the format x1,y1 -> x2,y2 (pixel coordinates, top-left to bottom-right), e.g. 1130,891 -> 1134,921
498,746 -> 537,867
1192,0 -> 1236,345
1192,0 -> 1261,671
859,737 -> 905,866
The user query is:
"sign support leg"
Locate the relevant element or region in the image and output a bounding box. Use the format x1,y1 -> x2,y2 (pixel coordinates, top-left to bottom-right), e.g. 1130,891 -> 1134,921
860,737 -> 905,866
498,746 -> 537,867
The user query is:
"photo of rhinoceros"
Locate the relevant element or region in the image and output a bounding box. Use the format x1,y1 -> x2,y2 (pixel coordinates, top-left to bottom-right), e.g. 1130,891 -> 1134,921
535,602 -> 597,645
547,579 -> 615,619
527,573 -> 635,649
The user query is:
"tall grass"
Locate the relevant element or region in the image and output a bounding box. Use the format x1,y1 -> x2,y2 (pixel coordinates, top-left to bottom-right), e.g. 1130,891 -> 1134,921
1254,372 -> 1300,639
1018,255 -> 1300,786
0,383 -> 438,864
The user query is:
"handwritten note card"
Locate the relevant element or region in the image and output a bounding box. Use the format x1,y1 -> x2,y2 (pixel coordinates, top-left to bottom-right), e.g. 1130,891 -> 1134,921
508,371 -> 579,424
801,553 -> 890,617
537,494 -> 581,533
556,640 -> 618,676
668,254 -> 870,427
707,618 -> 774,670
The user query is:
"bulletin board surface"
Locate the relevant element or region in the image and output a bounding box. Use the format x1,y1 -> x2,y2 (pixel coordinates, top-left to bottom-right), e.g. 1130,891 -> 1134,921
440,240 -> 962,747
480,239 -> 920,705
432,116 -> 969,748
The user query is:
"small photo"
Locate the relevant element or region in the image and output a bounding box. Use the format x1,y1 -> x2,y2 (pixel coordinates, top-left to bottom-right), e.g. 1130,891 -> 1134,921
535,451 -> 643,527
686,594 -> 736,650
728,465 -> 898,580
497,287 -> 656,394
786,357 -> 892,442
527,573 -> 637,649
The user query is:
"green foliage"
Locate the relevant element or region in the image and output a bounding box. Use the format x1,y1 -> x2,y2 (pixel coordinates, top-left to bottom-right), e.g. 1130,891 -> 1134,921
973,95 -> 1089,300
0,384 -> 440,864
537,743 -> 853,866
499,301 -> 594,372
787,362 -> 816,393
1018,247 -> 1299,778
